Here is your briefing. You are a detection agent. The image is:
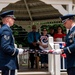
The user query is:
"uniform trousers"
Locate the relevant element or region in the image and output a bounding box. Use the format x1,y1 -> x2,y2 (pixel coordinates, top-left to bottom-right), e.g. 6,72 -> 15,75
67,67 -> 75,75
1,67 -> 15,75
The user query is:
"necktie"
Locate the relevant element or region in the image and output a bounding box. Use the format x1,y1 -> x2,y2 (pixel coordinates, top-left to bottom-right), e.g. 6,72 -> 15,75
33,32 -> 36,42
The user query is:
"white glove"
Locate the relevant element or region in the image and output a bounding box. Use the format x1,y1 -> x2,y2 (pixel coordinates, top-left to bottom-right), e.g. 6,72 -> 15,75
18,48 -> 24,55
43,50 -> 49,53
52,49 -> 62,54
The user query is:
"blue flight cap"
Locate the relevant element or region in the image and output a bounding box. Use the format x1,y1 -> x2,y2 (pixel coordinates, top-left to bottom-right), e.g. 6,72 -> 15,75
60,14 -> 75,23
0,10 -> 15,19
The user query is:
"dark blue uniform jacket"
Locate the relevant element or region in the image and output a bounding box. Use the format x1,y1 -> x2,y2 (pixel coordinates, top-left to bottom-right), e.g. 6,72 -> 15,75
64,26 -> 75,69
0,24 -> 19,70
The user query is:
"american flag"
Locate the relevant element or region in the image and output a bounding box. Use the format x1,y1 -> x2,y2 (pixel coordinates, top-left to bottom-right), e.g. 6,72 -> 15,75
54,42 -> 66,49
59,42 -> 66,49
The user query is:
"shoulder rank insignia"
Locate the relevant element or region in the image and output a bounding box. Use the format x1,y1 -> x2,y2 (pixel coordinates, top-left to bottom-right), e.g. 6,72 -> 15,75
4,35 -> 10,40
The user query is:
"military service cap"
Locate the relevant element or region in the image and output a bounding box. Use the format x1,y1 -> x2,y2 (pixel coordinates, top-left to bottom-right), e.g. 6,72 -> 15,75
60,14 -> 75,23
0,10 -> 15,19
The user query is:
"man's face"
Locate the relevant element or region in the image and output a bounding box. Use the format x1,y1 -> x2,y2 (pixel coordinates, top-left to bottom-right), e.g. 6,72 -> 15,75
2,17 -> 15,26
63,20 -> 72,29
32,26 -> 36,32
8,17 -> 15,26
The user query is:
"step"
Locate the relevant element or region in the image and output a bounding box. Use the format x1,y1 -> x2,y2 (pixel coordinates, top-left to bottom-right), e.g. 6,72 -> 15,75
18,72 -> 67,75
18,72 -> 50,75
0,71 -> 67,75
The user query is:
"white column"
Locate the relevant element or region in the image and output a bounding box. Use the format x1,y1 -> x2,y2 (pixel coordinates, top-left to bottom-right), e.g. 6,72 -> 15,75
66,3 -> 72,14
48,37 -> 61,75
54,44 -> 60,75
72,5 -> 75,14
66,2 -> 73,33
48,37 -> 54,75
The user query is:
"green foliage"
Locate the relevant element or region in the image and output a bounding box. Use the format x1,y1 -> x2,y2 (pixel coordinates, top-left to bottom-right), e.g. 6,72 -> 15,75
40,23 -> 66,34
11,24 -> 29,47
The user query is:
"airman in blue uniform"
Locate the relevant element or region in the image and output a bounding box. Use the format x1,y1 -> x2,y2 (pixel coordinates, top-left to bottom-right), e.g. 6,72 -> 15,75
0,10 -> 23,75
60,14 -> 75,75
53,14 -> 75,75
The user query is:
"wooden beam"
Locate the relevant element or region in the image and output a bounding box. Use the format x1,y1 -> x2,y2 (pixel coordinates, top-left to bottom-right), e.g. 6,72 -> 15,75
14,18 -> 61,25
40,0 -> 72,5
24,0 -> 33,21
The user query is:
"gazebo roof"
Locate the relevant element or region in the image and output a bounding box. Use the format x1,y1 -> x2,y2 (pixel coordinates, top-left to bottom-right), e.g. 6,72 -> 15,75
0,0 -> 75,26
0,0 -> 62,22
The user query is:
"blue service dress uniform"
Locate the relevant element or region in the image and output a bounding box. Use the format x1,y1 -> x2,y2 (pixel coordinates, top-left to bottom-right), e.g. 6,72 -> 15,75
63,26 -> 75,74
0,24 -> 19,75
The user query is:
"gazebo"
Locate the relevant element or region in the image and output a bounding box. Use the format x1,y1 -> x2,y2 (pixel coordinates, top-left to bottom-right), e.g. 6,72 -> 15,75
0,0 -> 75,32
0,0 -> 75,75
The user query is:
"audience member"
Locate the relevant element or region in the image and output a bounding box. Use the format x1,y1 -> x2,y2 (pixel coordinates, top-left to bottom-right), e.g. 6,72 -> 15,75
27,25 -> 40,69
49,27 -> 55,37
38,28 -> 50,68
54,26 -> 67,69
54,26 -> 66,42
